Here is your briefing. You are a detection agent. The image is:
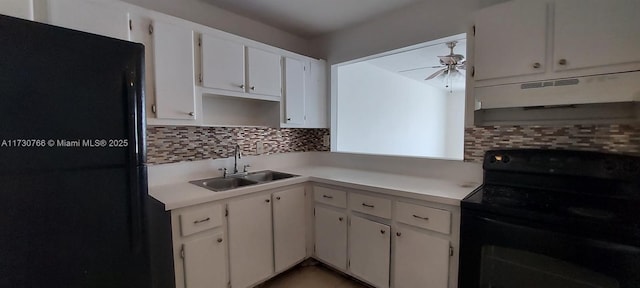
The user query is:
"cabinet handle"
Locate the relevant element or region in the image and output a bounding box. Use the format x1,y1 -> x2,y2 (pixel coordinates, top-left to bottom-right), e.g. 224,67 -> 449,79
558,59 -> 567,66
250,86 -> 255,90
239,84 -> 245,89
276,196 -> 281,200
265,199 -> 270,203
217,238 -> 223,243
148,24 -> 153,35
338,217 -> 343,222
188,112 -> 195,116
412,214 -> 429,221
322,195 -> 333,199
533,62 -> 541,69
362,203 -> 375,208
287,118 -> 291,121
380,230 -> 386,234
396,232 -> 402,237
193,217 -> 210,224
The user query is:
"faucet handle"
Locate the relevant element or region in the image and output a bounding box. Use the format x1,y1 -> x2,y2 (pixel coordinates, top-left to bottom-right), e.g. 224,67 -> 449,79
243,164 -> 251,173
218,167 -> 228,178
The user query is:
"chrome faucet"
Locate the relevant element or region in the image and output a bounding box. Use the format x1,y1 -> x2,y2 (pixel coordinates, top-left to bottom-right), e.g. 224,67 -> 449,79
233,144 -> 241,174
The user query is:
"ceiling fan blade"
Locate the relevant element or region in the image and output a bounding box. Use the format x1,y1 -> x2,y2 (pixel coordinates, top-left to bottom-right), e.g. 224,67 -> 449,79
398,66 -> 444,73
425,68 -> 446,80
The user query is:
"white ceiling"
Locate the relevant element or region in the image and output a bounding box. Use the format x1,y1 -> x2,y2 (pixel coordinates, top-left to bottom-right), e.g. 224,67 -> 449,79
367,39 -> 467,91
202,0 -> 425,38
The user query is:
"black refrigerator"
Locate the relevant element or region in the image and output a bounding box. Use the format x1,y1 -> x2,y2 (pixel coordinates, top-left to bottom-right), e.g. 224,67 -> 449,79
0,15 -> 174,288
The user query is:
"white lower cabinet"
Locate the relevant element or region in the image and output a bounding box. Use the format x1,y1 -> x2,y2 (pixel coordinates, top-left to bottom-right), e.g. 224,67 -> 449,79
228,194 -> 274,288
171,202 -> 226,288
183,233 -> 227,288
349,215 -> 390,288
313,185 -> 458,288
394,228 -> 451,288
273,186 -> 307,273
315,205 -> 348,270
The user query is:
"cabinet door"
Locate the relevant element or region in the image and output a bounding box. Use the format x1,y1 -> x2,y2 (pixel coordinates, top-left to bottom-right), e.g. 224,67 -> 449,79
473,0 -> 547,81
0,0 -> 33,20
314,206 -> 347,270
304,59 -> 328,128
273,187 -> 306,273
128,14 -> 156,119
42,0 -> 130,40
553,0 -> 640,72
283,58 -> 305,125
152,20 -> 196,120
228,195 -> 274,288
247,47 -> 282,97
202,35 -> 245,92
183,233 -> 227,288
349,216 -> 390,288
394,228 -> 450,288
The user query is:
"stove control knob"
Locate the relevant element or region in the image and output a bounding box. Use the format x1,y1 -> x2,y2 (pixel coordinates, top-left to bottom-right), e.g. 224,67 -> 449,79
502,155 -> 511,163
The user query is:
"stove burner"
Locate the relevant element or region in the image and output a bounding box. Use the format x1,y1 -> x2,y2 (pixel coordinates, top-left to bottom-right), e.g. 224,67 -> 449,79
567,207 -> 616,220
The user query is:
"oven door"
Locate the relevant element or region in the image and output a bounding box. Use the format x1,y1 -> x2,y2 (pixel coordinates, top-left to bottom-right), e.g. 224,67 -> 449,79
459,210 -> 640,288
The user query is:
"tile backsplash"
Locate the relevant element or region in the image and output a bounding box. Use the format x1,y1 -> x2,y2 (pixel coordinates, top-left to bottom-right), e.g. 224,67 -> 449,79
148,124 -> 639,165
464,124 -> 640,162
147,126 -> 329,165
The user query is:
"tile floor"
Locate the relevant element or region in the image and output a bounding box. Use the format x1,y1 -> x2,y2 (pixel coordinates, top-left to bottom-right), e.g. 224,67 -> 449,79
259,264 -> 370,288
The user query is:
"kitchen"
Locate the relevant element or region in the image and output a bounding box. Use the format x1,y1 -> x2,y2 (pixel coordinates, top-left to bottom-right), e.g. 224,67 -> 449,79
0,0 -> 639,288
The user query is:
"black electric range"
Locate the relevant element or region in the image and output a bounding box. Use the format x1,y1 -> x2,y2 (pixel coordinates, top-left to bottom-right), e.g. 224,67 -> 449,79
459,149 -> 640,288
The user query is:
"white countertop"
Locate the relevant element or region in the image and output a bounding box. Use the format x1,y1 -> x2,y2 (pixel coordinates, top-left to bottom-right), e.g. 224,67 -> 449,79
149,165 -> 480,210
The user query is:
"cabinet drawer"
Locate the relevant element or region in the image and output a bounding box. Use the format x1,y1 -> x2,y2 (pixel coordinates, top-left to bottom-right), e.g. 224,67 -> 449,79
179,203 -> 224,237
396,202 -> 451,234
314,186 -> 347,208
349,193 -> 391,219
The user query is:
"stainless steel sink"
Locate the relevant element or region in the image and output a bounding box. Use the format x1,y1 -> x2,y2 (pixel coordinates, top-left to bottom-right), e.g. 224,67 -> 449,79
242,170 -> 298,182
190,177 -> 258,192
190,170 -> 298,192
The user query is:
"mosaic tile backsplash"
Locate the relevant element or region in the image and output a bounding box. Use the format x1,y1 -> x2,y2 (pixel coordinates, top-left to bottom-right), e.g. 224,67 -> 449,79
464,124 -> 640,162
147,126 -> 329,164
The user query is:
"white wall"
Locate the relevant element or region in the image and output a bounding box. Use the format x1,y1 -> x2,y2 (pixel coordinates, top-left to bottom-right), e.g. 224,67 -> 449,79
444,90 -> 465,158
120,0 -> 312,56
311,0 -> 507,64
336,62 -> 453,158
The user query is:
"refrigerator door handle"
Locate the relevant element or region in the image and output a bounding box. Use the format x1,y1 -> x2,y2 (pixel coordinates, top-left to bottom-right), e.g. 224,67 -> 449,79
126,70 -> 143,252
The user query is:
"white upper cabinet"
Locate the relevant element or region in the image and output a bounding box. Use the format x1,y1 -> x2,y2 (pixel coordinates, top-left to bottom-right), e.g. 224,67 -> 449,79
473,0 -> 640,85
0,0 -> 33,20
247,47 -> 282,98
283,58 -> 306,125
473,0 -> 547,81
553,0 -> 640,72
201,35 -> 246,93
281,58 -> 328,128
304,59 -> 328,128
152,20 -> 196,120
39,0 -> 130,41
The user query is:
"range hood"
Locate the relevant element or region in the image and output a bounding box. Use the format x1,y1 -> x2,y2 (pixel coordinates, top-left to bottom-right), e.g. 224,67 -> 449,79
474,70 -> 640,110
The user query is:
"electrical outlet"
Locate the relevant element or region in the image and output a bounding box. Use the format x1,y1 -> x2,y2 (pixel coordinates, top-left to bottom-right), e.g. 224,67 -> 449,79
323,135 -> 330,146
256,141 -> 264,154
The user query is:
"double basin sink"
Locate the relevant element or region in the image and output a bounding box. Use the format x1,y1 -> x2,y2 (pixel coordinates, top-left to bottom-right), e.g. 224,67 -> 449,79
190,170 -> 298,192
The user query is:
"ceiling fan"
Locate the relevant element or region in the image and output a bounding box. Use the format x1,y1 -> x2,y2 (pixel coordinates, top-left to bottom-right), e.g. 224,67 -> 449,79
424,41 -> 466,82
